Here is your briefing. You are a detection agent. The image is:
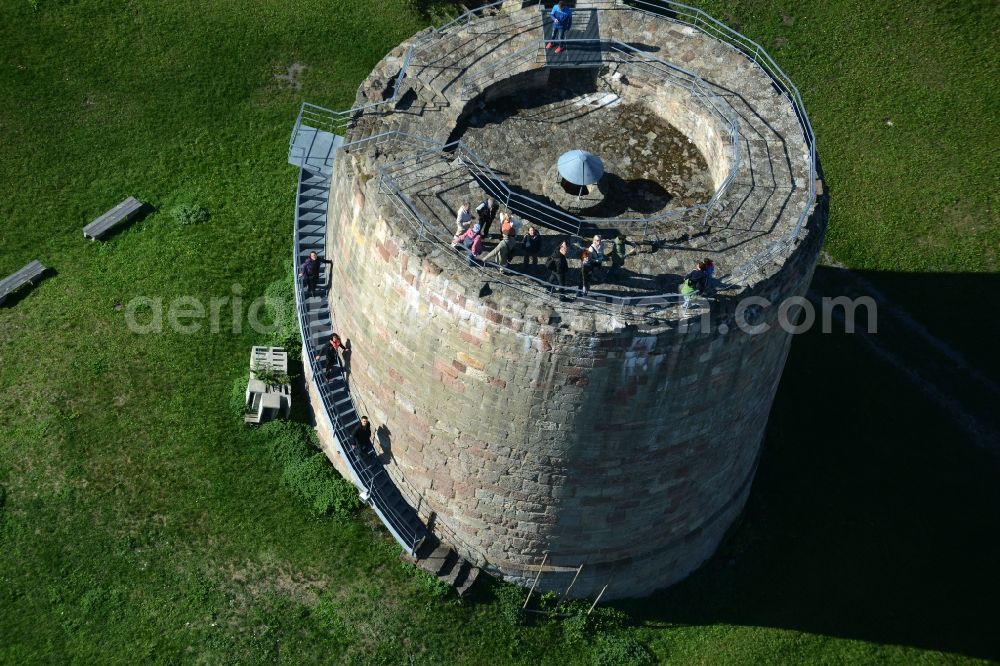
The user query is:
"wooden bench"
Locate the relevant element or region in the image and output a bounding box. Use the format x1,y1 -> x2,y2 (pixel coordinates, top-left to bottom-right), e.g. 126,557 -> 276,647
83,197 -> 144,240
0,260 -> 47,305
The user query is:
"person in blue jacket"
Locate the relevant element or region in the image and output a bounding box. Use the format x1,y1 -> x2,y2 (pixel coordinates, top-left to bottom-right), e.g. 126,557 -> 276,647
547,1 -> 573,53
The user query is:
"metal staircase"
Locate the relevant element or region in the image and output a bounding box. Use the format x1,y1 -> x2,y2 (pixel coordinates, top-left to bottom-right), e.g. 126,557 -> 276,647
290,110 -> 427,556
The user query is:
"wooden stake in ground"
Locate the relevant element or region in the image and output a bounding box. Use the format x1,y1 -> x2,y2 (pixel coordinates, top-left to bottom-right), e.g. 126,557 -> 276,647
558,564 -> 584,604
587,583 -> 609,615
523,552 -> 548,609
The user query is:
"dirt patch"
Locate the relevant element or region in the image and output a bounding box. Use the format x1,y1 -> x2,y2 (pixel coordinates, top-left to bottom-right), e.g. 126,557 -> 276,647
223,559 -> 329,608
274,62 -> 308,90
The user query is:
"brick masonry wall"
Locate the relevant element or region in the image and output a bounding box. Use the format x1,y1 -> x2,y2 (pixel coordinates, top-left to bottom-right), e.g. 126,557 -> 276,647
316,146 -> 827,598
304,5 -> 827,599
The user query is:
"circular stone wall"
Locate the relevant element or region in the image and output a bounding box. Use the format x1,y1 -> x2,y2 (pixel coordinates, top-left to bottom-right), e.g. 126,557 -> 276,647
316,4 -> 826,599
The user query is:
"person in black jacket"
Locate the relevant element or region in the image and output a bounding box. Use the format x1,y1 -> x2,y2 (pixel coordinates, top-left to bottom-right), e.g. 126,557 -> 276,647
299,251 -> 332,297
579,249 -> 595,296
314,333 -> 344,377
686,263 -> 707,293
352,416 -> 372,452
521,226 -> 541,266
546,241 -> 569,292
475,196 -> 500,237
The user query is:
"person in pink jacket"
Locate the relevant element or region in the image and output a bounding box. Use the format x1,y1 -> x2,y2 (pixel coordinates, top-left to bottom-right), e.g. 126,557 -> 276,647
453,223 -> 484,265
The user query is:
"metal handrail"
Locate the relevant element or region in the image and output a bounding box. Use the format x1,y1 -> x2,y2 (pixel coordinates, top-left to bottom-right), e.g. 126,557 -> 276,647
296,0 -> 817,298
454,0 -> 817,282
295,0 -> 528,153
452,141 -> 704,238
288,33 -> 421,154
610,0 -> 817,281
296,263 -> 424,554
427,0 -> 511,37
459,37 -> 742,229
292,167 -> 424,554
376,150 -> 698,315
459,42 -> 545,99
339,129 -> 442,154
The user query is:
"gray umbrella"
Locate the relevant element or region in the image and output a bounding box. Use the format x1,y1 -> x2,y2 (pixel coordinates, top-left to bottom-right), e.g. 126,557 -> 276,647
557,150 -> 604,186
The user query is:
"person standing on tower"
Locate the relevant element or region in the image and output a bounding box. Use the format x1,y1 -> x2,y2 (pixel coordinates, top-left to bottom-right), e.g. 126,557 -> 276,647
521,226 -> 541,266
703,257 -> 716,291
680,278 -> 697,309
475,196 -> 500,237
546,240 -> 569,291
587,235 -> 605,268
608,234 -> 630,277
579,249 -> 595,296
454,224 -> 484,265
481,231 -> 517,269
686,262 -> 707,293
454,202 -> 473,236
547,1 -> 573,54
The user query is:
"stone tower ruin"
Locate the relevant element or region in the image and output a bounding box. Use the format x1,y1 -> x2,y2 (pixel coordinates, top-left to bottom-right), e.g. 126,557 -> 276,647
289,0 -> 825,599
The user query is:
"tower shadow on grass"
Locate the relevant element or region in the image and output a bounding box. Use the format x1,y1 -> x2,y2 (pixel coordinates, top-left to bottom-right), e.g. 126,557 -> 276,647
610,268 -> 1000,660
286,267 -> 1000,659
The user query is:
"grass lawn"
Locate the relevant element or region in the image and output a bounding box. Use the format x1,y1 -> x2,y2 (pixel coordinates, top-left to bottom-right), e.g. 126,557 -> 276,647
1,0 -> 998,664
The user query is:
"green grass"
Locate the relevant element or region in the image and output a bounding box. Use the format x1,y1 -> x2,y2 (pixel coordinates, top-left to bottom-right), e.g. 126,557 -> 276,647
1,0 -> 998,663
694,0 -> 1000,374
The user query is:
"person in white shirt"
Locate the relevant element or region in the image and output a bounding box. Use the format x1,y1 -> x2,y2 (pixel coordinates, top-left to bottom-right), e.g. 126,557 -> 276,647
455,202 -> 473,235
588,235 -> 605,267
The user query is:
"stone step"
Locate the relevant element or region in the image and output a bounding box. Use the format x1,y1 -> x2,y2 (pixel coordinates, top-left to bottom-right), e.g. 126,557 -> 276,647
455,564 -> 480,597
418,545 -> 453,575
439,556 -> 466,588
452,561 -> 474,590
402,539 -> 483,597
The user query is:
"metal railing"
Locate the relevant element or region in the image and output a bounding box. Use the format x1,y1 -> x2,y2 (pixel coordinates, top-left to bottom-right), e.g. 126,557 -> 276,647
339,128 -> 442,155
376,146 -> 702,318
292,167 -> 425,555
453,0 -> 817,282
459,38 -> 742,229
610,0 -> 818,281
459,41 -> 546,99
288,42 -> 416,155
294,0 -> 817,301
289,0 -> 539,155
425,0 -> 513,38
